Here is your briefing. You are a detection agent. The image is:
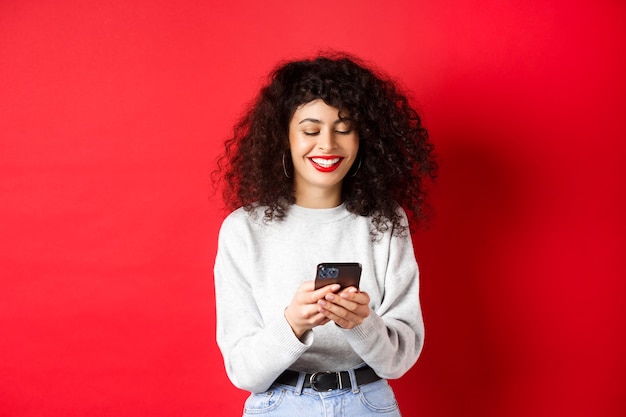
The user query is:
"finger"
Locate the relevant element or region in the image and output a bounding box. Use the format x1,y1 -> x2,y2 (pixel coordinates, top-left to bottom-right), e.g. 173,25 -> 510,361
324,292 -> 358,312
298,280 -> 316,292
339,289 -> 370,305
315,315 -> 331,326
309,283 -> 340,302
320,294 -> 370,323
318,298 -> 353,321
295,281 -> 338,304
318,305 -> 358,329
298,305 -> 334,325
339,286 -> 359,294
309,311 -> 331,324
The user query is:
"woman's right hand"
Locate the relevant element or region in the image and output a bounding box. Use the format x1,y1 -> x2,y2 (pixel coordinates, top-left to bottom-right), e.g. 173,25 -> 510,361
284,281 -> 340,339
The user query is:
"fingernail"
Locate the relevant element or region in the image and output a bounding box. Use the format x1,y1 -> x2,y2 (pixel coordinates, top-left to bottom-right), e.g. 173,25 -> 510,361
325,294 -> 335,301
319,300 -> 327,306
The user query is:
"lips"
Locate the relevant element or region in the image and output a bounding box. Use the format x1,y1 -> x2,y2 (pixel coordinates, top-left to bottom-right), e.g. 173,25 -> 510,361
309,156 -> 344,172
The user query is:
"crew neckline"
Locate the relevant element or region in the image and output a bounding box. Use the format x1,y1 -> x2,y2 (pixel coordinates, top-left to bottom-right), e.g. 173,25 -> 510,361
287,202 -> 353,222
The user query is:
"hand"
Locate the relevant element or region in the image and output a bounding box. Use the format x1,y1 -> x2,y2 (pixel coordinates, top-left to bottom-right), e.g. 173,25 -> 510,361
284,281 -> 341,339
317,287 -> 370,329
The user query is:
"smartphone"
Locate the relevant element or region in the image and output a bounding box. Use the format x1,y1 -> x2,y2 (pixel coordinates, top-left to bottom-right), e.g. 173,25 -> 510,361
314,262 -> 362,290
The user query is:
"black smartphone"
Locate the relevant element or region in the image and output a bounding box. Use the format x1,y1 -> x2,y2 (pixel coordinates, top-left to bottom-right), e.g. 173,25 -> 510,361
314,262 -> 362,290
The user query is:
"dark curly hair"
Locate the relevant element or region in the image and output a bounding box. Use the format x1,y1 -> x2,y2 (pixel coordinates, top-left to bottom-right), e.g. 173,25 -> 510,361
213,52 -> 437,237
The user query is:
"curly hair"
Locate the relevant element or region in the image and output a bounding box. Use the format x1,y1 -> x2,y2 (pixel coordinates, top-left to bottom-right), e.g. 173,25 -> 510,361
213,52 -> 437,237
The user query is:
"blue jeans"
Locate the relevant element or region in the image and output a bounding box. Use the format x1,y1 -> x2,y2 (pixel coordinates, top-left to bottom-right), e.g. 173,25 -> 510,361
242,370 -> 402,417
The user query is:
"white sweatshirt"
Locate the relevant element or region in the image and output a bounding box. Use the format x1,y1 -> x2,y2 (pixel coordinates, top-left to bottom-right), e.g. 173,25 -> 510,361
214,203 -> 424,393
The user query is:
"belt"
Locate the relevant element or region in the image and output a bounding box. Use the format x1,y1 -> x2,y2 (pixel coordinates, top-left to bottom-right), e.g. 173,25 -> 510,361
275,365 -> 381,392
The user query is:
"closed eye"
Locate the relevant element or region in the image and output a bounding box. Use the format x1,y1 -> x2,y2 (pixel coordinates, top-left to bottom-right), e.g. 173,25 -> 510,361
304,131 -> 320,136
335,130 -> 353,135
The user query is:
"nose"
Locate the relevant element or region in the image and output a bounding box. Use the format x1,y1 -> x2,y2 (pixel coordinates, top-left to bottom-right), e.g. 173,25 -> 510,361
317,130 -> 337,152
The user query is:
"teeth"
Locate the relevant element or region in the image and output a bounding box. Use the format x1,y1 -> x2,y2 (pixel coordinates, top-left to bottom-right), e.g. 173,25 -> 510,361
311,157 -> 340,168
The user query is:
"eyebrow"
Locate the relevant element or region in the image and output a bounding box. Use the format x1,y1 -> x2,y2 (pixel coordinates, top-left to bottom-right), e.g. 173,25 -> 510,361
298,118 -> 350,125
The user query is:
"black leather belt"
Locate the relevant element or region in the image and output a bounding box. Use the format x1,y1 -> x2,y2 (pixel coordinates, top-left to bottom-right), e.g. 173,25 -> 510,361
275,366 -> 381,392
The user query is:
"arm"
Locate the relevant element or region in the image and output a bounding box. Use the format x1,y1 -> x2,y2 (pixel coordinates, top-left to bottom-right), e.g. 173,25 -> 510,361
342,267 -> 423,380
214,217 -> 307,393
318,224 -> 424,379
214,214 -> 339,392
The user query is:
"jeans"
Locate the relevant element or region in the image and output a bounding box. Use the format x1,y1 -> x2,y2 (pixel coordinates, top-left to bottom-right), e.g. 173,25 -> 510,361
241,369 -> 402,417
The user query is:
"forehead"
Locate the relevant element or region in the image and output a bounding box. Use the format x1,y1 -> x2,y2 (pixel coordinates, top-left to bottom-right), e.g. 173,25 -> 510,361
290,99 -> 348,123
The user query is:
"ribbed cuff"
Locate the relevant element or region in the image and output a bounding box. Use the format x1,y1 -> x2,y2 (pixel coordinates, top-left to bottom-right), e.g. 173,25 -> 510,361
268,314 -> 313,358
343,311 -> 381,341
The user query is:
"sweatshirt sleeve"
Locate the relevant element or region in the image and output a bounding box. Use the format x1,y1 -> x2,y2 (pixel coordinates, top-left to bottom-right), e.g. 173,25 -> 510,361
213,213 -> 312,393
341,219 -> 424,379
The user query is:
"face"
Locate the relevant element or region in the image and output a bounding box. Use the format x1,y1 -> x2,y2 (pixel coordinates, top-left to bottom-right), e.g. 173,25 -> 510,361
288,99 -> 359,207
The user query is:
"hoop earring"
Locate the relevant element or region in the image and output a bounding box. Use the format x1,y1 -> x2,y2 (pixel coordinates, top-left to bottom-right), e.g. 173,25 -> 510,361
350,157 -> 362,177
282,150 -> 292,179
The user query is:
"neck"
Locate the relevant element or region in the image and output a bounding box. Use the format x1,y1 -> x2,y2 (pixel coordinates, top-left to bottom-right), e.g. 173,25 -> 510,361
294,188 -> 342,209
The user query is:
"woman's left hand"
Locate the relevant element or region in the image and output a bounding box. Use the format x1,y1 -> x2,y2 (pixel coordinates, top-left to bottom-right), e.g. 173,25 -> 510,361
317,287 -> 370,329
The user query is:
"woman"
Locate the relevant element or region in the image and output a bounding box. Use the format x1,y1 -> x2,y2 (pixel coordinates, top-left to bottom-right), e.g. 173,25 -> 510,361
213,52 -> 436,416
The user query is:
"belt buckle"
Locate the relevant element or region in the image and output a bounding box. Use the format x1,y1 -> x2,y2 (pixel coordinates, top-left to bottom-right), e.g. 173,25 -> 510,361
310,371 -> 342,392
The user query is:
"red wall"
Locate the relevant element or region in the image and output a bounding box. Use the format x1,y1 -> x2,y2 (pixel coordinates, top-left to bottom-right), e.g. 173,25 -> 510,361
1,1 -> 624,416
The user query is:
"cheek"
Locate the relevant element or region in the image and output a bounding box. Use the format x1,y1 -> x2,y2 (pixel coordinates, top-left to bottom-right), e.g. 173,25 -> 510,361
350,137 -> 360,156
287,131 -> 296,150
289,136 -> 313,156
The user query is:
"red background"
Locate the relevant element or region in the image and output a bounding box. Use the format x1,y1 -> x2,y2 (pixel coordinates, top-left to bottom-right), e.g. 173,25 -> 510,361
1,1 -> 625,416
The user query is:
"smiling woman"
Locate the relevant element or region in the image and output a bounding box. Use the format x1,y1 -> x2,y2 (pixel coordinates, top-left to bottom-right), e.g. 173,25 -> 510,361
211,53 -> 437,416
215,53 -> 436,236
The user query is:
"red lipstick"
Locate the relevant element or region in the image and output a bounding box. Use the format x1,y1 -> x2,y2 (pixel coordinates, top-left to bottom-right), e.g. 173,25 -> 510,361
308,156 -> 344,172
